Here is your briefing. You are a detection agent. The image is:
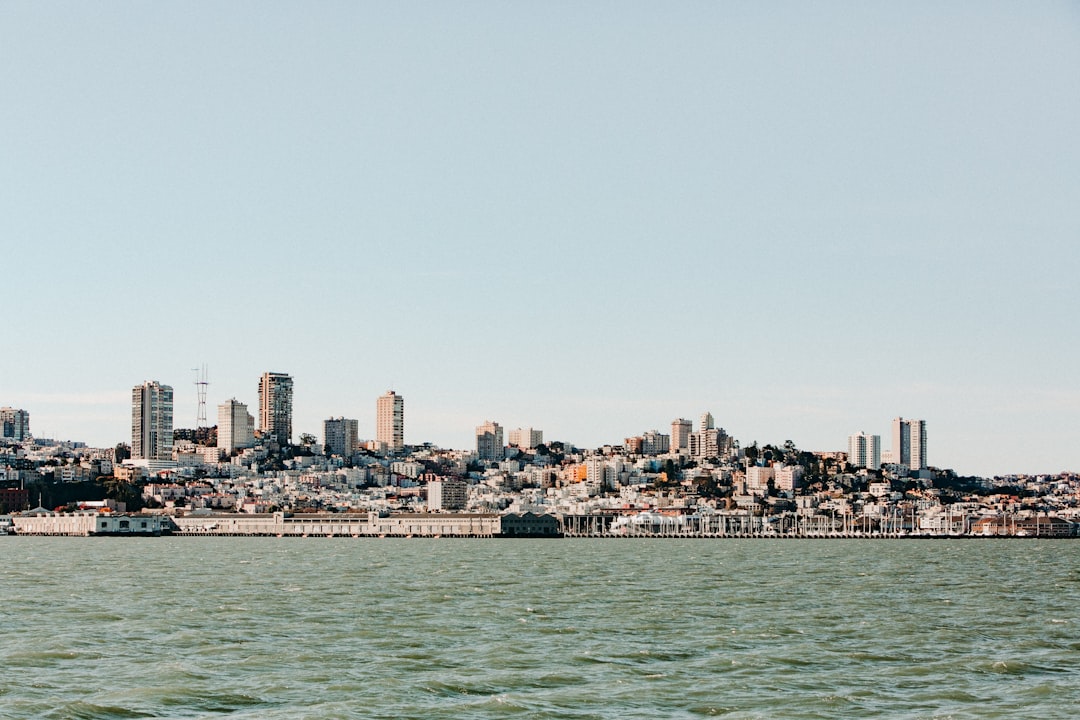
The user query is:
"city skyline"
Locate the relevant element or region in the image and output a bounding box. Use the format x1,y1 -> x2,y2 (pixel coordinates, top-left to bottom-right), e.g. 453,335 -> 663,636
3,3 -> 1078,477
12,373 -> 933,475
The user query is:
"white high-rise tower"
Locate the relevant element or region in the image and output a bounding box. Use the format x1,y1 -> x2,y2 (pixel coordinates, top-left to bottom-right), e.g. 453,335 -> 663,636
847,431 -> 881,469
218,399 -> 255,454
891,417 -> 927,470
132,381 -> 174,461
258,372 -> 293,445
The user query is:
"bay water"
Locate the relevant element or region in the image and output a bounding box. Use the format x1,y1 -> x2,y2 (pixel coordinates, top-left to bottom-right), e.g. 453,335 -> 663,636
2,538 -> 1078,719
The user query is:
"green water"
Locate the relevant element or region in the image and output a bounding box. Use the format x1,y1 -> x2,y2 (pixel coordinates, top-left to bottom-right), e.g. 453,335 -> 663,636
2,538 -> 1078,719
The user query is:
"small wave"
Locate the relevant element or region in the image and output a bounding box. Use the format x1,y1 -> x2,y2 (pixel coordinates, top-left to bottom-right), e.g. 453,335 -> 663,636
43,702 -> 153,720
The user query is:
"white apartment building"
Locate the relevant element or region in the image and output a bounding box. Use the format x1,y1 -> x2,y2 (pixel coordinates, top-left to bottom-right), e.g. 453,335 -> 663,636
427,478 -> 468,511
892,417 -> 927,470
746,465 -> 774,493
643,431 -> 669,455
847,431 -> 881,470
218,399 -> 255,454
476,421 -> 503,461
131,381 -> 173,461
508,427 -> 543,449
324,417 -> 358,457
258,372 -> 293,445
774,464 -> 805,492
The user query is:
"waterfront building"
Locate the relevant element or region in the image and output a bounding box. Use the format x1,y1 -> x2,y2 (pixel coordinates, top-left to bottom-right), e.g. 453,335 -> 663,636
671,418 -> 692,453
427,478 -> 468,511
258,372 -> 293,445
500,512 -> 561,537
376,391 -> 404,451
13,511 -> 166,536
892,418 -> 927,470
508,427 -> 543,449
131,381 -> 173,461
324,417 -> 359,457
476,421 -> 503,461
0,407 -> 30,441
847,431 -> 881,469
217,399 -> 255,454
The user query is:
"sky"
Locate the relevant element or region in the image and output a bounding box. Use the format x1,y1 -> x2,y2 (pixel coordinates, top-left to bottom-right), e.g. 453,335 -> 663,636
2,2 -> 1078,477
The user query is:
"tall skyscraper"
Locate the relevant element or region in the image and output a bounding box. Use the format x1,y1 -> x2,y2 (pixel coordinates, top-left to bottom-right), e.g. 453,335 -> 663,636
218,399 -> 255,454
131,381 -> 173,461
377,390 -> 404,451
847,431 -> 881,469
476,420 -> 503,461
258,372 -> 293,445
690,427 -> 728,459
0,407 -> 30,441
891,417 -> 927,470
689,411 -> 730,460
671,418 -> 692,453
700,411 -> 715,431
324,417 -> 359,457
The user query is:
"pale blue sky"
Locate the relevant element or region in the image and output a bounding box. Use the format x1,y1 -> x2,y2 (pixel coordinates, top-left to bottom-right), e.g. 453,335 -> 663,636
3,2 -> 1078,476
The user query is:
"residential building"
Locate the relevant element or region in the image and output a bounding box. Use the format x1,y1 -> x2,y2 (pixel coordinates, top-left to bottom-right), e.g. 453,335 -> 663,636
746,465 -> 775,493
0,407 -> 30,441
427,478 -> 468,511
217,399 -> 255,454
892,417 -> 927,470
324,417 -> 359,457
641,430 -> 670,455
476,421 -> 503,461
623,430 -> 670,455
258,372 -> 293,445
671,418 -> 692,453
508,427 -> 543,449
131,381 -> 173,461
377,391 -> 404,451
690,427 -> 730,459
847,431 -> 881,470
585,457 -> 615,494
774,465 -> 805,493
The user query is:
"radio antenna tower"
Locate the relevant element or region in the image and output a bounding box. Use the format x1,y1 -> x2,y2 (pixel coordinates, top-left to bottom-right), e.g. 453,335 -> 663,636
193,365 -> 209,429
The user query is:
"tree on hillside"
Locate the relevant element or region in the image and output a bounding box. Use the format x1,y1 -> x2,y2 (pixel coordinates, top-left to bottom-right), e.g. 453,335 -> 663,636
745,442 -> 759,465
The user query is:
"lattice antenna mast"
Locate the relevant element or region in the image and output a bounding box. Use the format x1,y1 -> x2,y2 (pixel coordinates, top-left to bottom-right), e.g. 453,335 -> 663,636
193,365 -> 209,429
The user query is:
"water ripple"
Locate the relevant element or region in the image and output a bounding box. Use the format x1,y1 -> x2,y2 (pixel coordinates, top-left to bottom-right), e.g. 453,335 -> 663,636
1,538 -> 1079,719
